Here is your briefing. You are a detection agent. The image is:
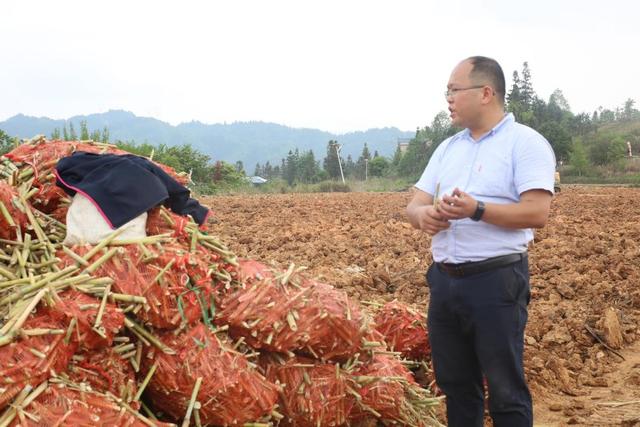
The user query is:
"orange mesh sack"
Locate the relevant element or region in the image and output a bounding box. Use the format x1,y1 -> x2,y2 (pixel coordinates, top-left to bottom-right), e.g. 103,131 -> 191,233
4,140 -> 125,216
146,207 -> 195,239
233,258 -> 274,283
144,208 -> 236,297
217,260 -> 371,361
141,323 -> 279,426
4,140 -> 126,171
0,309 -> 76,411
3,139 -> 188,218
6,382 -> 173,427
0,181 -> 29,240
351,354 -> 441,426
57,244 -> 215,330
53,290 -> 124,350
374,300 -> 430,360
66,346 -> 138,405
5,139 -> 187,184
262,355 -> 357,427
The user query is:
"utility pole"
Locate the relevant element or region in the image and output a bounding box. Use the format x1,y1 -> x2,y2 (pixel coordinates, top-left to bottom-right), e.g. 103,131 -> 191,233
364,158 -> 368,181
332,142 -> 345,184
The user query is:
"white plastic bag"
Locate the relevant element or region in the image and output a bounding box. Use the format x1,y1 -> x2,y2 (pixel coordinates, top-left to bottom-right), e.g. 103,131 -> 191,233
63,193 -> 147,245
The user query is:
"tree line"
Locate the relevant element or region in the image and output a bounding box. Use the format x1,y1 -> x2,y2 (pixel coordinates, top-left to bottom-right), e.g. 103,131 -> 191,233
253,142 -> 393,185
388,62 -> 639,181
0,123 -> 245,190
256,62 -> 640,185
50,120 -> 111,144
251,110 -> 458,185
2,62 -> 638,188
506,62 -> 639,172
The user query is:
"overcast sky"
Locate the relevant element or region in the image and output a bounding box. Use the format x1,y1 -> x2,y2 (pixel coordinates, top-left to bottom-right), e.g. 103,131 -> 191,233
2,0 -> 638,133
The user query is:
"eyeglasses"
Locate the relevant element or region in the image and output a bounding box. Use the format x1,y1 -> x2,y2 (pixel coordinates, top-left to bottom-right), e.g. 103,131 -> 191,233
444,85 -> 486,98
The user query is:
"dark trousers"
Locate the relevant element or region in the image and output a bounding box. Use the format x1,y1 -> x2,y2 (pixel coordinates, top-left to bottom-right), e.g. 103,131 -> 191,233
426,256 -> 532,427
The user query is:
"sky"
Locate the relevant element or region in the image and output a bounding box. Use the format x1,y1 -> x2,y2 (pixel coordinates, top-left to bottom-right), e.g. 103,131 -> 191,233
1,0 -> 639,133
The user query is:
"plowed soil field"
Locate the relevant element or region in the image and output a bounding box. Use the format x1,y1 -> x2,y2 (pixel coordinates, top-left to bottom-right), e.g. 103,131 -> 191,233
204,186 -> 640,426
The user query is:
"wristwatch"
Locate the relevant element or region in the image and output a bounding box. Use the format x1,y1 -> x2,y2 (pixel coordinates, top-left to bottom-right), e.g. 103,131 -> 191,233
471,200 -> 485,221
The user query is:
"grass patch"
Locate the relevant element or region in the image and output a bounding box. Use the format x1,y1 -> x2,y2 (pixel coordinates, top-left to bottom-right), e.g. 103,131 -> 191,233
561,174 -> 640,185
196,177 -> 415,195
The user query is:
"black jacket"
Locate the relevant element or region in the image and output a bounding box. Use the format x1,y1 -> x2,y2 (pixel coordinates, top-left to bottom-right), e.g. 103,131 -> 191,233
55,152 -> 209,228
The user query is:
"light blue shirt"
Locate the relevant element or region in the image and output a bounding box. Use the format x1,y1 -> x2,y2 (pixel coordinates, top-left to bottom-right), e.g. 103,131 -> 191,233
415,113 -> 556,263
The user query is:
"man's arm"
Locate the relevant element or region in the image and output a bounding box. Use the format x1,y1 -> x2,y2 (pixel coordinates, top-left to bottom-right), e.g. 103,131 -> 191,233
438,188 -> 552,229
406,189 -> 451,235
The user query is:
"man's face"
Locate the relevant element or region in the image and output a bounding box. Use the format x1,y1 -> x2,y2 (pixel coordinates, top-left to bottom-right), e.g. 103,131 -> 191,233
446,60 -> 484,128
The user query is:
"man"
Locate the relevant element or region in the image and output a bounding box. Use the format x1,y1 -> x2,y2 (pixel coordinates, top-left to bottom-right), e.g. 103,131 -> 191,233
406,56 -> 555,426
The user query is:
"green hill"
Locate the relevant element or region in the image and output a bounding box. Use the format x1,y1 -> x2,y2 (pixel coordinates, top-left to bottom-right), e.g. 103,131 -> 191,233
0,111 -> 414,169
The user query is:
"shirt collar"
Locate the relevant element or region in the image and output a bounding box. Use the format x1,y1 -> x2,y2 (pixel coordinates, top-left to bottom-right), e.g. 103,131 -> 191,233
463,113 -> 514,141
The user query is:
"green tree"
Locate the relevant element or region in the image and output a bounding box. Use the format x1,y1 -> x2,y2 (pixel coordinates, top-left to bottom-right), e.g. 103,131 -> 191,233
80,120 -> 90,140
0,129 -> 16,156
284,150 -> 298,185
167,144 -> 215,182
63,124 -> 69,140
506,71 -> 522,104
322,140 -> 342,179
368,156 -> 389,177
623,98 -> 638,121
426,111 -> 454,149
101,127 -> 110,143
538,121 -> 572,161
298,150 -> 320,183
234,161 -> 245,174
355,143 -> 372,180
569,113 -> 593,136
507,63 -> 540,126
589,135 -> 626,166
599,109 -> 615,123
69,122 -> 77,140
115,140 -> 154,157
51,128 -> 61,140
114,141 -> 216,184
397,133 -> 429,178
549,89 -> 571,112
344,155 -> 355,178
394,112 -> 455,179
263,161 -> 273,178
361,143 -> 371,160
391,145 -> 403,168
211,160 -> 244,185
90,130 -> 101,141
506,70 -> 526,119
569,139 -> 589,176
520,62 -> 535,109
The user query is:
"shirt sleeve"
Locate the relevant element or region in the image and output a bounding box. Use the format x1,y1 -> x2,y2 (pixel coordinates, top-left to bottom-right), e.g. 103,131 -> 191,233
414,139 -> 448,195
513,131 -> 556,195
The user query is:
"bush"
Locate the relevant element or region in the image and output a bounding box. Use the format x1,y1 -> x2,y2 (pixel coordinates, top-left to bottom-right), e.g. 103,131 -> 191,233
315,181 -> 351,193
368,157 -> 390,177
0,129 -> 17,156
588,135 -> 627,166
115,141 -> 245,190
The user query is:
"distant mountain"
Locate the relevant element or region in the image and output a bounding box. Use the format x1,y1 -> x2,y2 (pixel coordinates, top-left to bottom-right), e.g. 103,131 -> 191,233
0,110 -> 415,169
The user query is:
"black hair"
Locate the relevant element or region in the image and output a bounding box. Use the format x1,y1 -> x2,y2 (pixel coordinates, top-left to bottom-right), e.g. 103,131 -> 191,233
466,56 -> 506,105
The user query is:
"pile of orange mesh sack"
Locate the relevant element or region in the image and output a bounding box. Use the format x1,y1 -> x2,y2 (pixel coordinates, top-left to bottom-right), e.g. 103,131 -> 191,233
0,137 -> 441,426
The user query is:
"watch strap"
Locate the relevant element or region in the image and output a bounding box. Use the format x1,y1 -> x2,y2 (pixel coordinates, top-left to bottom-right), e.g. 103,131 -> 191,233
471,200 -> 485,221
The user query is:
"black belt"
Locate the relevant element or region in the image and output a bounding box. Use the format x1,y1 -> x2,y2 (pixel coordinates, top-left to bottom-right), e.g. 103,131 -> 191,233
437,253 -> 527,278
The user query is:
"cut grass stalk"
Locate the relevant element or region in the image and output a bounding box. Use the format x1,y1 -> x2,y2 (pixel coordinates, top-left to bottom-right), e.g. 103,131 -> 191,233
181,377 -> 203,427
